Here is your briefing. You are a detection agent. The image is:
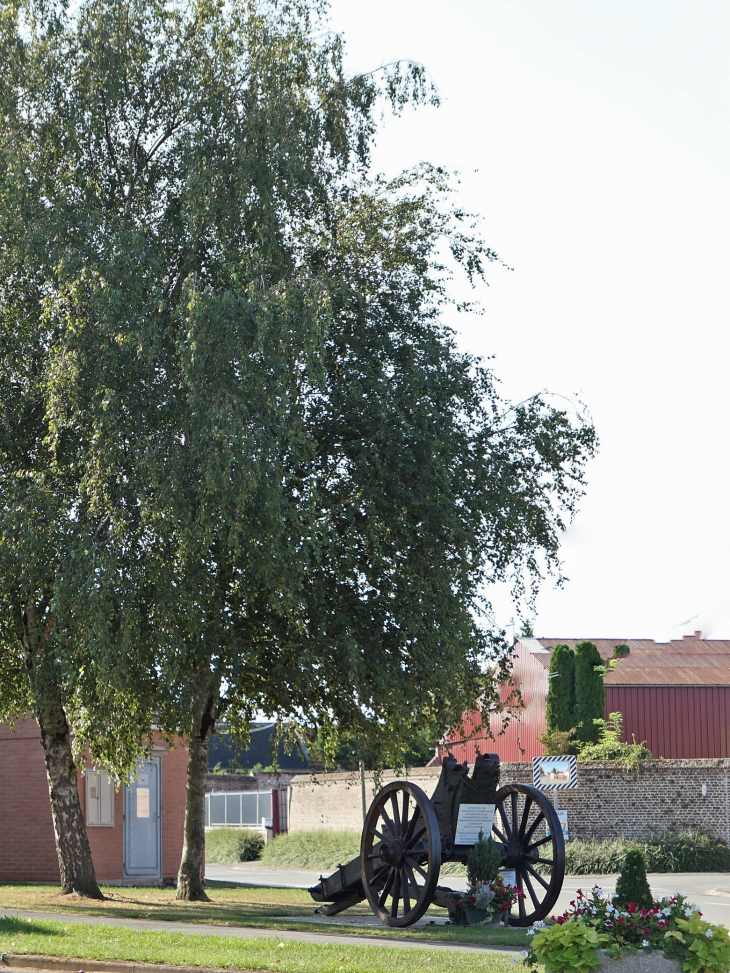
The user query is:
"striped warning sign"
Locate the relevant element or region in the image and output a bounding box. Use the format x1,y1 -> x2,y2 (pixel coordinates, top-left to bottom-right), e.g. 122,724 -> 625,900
533,755 -> 578,790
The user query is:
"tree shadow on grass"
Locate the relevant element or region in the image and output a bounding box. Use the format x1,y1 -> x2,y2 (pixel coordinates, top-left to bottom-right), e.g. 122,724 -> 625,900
0,916 -> 56,936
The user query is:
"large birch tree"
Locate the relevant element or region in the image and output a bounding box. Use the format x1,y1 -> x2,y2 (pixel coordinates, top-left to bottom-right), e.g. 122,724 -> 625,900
0,0 -> 597,901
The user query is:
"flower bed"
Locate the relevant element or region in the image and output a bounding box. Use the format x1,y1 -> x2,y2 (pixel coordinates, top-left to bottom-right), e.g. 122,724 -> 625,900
522,886 -> 730,973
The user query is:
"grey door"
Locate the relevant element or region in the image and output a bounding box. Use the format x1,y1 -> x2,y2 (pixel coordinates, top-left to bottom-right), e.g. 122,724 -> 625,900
124,757 -> 161,879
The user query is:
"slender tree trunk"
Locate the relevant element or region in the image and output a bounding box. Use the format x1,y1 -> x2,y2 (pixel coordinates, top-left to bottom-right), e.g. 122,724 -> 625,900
16,599 -> 103,899
36,685 -> 104,898
176,676 -> 218,901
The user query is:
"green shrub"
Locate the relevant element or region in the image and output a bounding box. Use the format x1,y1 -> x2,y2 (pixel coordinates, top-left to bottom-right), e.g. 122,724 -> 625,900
614,848 -> 652,909
559,830 -> 730,875
642,829 -> 730,872
260,830 -> 361,870
205,828 -> 264,864
466,831 -> 502,885
577,712 -> 652,769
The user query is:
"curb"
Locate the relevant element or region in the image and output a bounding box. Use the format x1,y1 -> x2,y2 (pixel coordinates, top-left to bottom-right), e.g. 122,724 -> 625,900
1,956 -> 269,973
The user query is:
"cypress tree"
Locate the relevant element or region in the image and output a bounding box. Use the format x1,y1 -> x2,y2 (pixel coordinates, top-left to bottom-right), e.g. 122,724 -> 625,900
614,849 -> 653,909
574,641 -> 606,744
545,644 -> 576,732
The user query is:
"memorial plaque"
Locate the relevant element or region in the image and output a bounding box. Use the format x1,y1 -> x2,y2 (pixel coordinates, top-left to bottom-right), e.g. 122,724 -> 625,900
454,803 -> 495,844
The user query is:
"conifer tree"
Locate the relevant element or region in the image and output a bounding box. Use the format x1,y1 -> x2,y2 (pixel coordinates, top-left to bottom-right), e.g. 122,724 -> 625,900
574,640 -> 605,744
545,643 -> 576,734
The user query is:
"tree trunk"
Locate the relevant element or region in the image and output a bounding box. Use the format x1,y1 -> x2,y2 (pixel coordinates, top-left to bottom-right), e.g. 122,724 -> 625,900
16,598 -> 103,900
176,678 -> 218,901
36,688 -> 104,898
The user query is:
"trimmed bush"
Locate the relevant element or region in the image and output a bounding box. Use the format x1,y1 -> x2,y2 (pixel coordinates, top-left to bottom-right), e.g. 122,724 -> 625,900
205,828 -> 264,864
614,848 -> 652,908
466,832 -> 502,885
260,830 -> 361,870
546,643 -> 576,734
574,641 -> 605,745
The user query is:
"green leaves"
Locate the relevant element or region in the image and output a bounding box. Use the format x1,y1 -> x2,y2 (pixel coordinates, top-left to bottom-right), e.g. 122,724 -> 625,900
0,0 -> 597,781
664,913 -> 730,973
530,918 -> 609,973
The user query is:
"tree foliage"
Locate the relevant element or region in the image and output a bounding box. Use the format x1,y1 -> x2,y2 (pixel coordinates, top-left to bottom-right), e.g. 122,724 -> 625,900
545,643 -> 576,734
0,0 -> 597,898
574,641 -> 605,745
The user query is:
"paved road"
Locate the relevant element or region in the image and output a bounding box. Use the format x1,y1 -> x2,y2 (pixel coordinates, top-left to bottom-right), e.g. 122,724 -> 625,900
206,863 -> 730,926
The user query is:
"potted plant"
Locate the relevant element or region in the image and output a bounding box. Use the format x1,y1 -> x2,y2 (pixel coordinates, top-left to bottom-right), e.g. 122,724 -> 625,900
522,886 -> 730,972
463,831 -> 525,924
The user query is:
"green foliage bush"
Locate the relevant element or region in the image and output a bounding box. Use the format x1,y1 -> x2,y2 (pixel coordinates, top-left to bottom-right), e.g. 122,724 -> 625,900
614,848 -> 652,909
205,828 -> 264,864
466,831 -> 502,885
559,830 -> 730,875
576,712 -> 651,769
260,830 -> 361,870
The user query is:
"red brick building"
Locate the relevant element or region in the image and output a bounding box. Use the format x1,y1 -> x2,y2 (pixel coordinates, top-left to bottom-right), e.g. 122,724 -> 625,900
0,717 -> 189,883
446,632 -> 730,763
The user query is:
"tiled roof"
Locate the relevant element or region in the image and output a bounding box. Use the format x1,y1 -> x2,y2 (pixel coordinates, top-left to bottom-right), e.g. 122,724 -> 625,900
525,633 -> 730,686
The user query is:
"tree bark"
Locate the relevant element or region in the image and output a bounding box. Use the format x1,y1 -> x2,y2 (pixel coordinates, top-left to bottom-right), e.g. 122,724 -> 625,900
176,677 -> 218,901
36,685 -> 104,898
16,599 -> 103,899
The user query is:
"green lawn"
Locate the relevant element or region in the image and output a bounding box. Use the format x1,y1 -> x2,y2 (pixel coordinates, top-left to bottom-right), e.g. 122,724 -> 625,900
0,883 -> 531,948
0,915 -> 517,973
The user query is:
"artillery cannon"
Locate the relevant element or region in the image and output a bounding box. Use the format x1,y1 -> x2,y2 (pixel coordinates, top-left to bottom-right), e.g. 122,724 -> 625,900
308,753 -> 565,927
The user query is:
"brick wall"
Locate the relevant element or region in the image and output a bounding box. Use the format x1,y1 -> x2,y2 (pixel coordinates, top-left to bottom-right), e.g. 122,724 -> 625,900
0,718 -> 188,883
289,759 -> 730,844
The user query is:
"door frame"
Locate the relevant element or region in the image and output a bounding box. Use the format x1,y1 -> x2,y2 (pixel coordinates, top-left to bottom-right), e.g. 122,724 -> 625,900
123,755 -> 162,881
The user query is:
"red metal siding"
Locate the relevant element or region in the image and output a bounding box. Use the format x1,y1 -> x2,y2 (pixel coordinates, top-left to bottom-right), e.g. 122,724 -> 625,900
606,686 -> 730,759
446,641 -> 550,763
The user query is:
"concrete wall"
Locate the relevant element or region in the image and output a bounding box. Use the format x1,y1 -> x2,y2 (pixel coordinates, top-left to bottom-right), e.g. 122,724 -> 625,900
289,759 -> 730,844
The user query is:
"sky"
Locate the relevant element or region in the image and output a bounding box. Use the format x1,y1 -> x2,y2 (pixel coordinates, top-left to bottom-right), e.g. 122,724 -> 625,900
328,0 -> 730,643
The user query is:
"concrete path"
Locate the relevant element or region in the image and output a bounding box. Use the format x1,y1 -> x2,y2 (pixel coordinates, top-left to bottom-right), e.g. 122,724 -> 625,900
0,909 -> 518,956
206,863 -> 730,925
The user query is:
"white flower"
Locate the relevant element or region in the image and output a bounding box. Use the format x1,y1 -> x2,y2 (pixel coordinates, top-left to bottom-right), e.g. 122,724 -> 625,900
591,907 -> 597,915
705,930 -> 714,938
511,958 -> 517,964
685,908 -> 694,917
594,887 -> 604,896
520,951 -> 529,957
527,928 -> 534,935
642,940 -> 650,948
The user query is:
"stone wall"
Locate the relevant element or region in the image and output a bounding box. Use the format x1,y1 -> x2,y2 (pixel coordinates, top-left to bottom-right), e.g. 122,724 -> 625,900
288,759 -> 730,844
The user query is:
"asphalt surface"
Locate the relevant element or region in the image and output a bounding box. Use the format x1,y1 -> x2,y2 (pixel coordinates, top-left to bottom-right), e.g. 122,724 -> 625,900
205,862 -> 730,926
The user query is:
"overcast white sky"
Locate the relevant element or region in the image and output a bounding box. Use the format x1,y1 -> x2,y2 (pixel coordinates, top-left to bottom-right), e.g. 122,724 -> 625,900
328,0 -> 730,642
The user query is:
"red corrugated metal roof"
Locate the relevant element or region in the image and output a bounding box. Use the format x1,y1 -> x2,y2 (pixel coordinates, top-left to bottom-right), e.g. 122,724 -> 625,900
528,633 -> 730,686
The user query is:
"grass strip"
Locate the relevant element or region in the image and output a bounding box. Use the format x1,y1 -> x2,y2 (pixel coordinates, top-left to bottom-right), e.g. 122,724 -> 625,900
0,916 -> 516,973
0,885 -> 531,948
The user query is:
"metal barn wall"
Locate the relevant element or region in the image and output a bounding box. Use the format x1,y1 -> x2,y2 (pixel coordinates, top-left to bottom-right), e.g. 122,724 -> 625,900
446,640 -> 549,763
606,685 -> 730,759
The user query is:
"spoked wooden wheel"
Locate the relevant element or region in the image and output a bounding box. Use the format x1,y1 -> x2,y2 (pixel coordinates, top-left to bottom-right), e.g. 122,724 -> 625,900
360,781 -> 441,927
493,783 -> 565,926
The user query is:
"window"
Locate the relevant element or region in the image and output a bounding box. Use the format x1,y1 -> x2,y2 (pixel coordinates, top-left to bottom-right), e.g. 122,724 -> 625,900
86,769 -> 115,827
205,790 -> 277,828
